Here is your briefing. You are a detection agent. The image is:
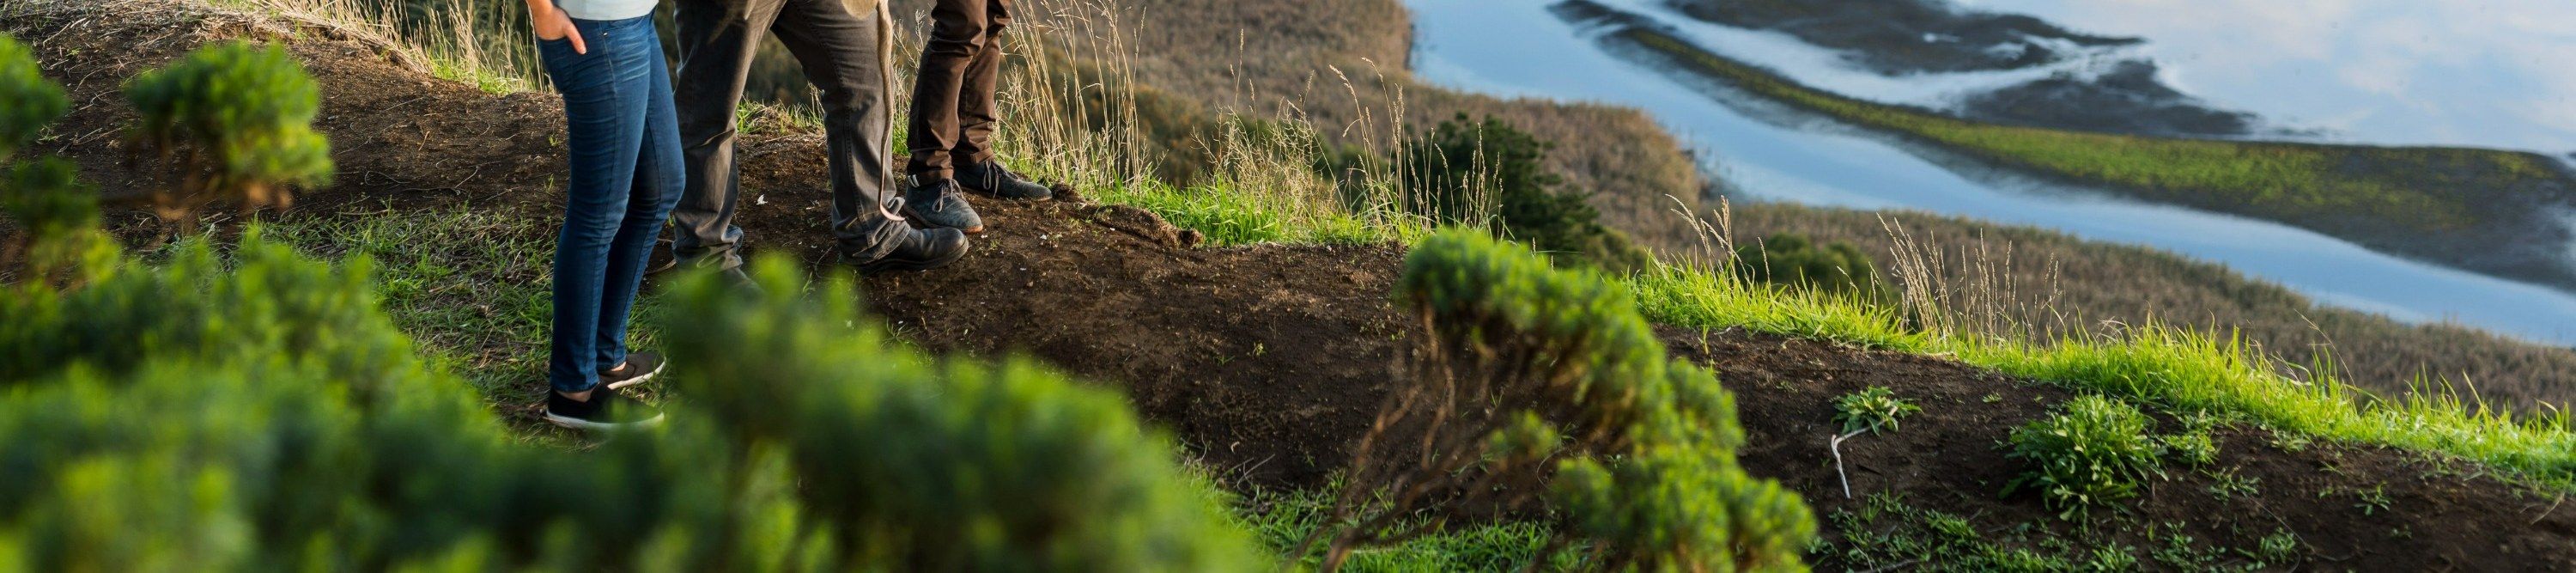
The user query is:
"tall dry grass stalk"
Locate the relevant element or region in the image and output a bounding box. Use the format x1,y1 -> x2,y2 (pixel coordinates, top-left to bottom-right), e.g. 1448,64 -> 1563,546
219,0 -> 546,93
135,0 -> 1498,241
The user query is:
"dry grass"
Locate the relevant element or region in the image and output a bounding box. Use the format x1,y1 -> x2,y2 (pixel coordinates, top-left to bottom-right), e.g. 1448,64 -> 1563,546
936,0 -> 1716,254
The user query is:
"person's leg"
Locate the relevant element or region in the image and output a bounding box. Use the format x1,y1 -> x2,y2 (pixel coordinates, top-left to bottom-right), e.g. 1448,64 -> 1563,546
950,0 -> 1008,167
543,19 -> 650,396
943,0 -> 1049,201
670,0 -> 787,271
906,0 -> 992,182
769,0 -> 908,255
594,19 -> 687,375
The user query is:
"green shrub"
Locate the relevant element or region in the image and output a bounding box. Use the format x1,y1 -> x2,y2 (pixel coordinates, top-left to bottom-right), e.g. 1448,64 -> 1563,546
0,33 -> 114,290
1733,233 -> 1887,301
1302,228 -> 1810,571
0,34 -> 66,162
1832,387 -> 1922,435
2002,396 -> 2167,518
124,40 -> 333,229
1387,113 -> 1654,272
659,261 -> 1265,572
0,225 -> 1263,570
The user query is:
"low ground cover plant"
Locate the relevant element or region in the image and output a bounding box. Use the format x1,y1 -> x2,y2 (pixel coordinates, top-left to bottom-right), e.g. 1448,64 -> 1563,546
1832,386 -> 1921,435
2002,396 -> 2168,518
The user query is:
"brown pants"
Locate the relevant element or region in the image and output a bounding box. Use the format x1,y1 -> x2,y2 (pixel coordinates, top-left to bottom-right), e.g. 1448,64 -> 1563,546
905,0 -> 1011,180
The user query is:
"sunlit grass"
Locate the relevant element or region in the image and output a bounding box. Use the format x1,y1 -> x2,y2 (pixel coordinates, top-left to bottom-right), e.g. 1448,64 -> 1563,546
1623,265 -> 2576,491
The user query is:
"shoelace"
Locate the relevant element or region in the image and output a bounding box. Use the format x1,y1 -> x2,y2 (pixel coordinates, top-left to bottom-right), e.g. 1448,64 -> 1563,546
879,196 -> 908,222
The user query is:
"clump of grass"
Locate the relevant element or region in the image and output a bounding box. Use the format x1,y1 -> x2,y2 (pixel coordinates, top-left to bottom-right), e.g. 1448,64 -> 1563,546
2003,396 -> 2168,518
1832,386 -> 1920,435
2162,431 -> 2218,466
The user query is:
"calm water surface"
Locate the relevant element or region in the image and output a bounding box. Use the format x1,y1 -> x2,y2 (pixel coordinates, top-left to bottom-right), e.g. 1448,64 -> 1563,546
1964,0 -> 2576,152
1403,0 -> 2576,344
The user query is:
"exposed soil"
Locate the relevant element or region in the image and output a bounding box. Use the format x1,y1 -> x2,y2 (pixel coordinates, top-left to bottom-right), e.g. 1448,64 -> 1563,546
1670,326 -> 2576,571
10,3 -> 2576,570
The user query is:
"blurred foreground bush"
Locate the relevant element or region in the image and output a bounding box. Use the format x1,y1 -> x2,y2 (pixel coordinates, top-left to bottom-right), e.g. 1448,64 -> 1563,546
1301,228 -> 1813,571
0,239 -> 1260,570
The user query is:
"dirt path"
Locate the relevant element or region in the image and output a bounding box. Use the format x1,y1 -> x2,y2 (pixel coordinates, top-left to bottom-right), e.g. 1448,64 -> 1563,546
10,5 -> 2575,570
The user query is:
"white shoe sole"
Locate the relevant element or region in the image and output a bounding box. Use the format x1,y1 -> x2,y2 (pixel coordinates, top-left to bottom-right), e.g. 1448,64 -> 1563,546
602,362 -> 664,390
544,411 -> 665,431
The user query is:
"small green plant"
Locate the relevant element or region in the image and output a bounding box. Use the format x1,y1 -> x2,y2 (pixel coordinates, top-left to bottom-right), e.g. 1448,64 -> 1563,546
2254,528 -> 2301,564
1832,386 -> 1922,434
2205,468 -> 2261,502
2163,430 -> 2218,466
2269,433 -> 2313,453
2354,484 -> 2393,515
2002,396 -> 2168,518
123,40 -> 334,231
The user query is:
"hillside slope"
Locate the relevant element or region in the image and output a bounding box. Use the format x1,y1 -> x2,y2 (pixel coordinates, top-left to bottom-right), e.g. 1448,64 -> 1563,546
6,3 -> 2574,570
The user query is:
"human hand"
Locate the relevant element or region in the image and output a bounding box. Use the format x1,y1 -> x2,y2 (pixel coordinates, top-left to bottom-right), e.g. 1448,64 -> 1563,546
529,2 -> 587,54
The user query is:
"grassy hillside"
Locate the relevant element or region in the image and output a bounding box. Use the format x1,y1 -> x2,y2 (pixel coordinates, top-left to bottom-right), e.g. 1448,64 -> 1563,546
1729,201 -> 2576,411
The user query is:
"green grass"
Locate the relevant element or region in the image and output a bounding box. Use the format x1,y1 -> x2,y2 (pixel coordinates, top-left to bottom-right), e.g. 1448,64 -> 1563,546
1232,485 -> 1582,572
253,204 -> 586,411
1616,27 -> 2573,236
1624,265 -> 2576,491
1084,179 -> 1409,247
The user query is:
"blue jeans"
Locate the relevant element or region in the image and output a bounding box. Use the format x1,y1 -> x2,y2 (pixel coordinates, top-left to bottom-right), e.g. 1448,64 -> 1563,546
539,15 -> 683,394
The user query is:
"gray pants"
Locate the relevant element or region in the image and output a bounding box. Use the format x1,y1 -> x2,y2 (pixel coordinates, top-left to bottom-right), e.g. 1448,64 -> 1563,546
671,0 -> 905,270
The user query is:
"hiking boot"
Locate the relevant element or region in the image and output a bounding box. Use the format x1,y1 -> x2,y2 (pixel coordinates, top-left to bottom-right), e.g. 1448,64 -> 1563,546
543,385 -> 665,431
842,224 -> 970,275
598,351 -> 665,390
957,160 -> 1052,200
715,265 -> 764,296
902,177 -> 984,234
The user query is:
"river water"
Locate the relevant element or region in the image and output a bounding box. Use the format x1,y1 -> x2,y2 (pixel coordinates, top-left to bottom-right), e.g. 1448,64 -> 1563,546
1402,0 -> 2576,344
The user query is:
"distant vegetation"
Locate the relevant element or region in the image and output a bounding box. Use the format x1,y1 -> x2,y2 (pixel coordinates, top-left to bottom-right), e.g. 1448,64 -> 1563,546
1321,113 -> 1654,271
1611,25 -> 2576,288
1732,232 -> 1889,302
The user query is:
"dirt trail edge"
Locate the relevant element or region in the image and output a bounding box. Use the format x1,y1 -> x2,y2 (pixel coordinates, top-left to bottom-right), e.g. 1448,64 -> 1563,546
8,3 -> 2573,570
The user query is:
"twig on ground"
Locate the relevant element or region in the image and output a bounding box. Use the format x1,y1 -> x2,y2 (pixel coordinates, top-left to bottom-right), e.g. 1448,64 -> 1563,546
1830,405 -> 1899,498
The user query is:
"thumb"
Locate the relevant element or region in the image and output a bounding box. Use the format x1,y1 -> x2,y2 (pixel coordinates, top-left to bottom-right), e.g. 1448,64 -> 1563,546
568,23 -> 587,54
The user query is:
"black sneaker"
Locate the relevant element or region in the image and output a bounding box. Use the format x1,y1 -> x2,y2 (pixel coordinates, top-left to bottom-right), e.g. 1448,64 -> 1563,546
598,351 -> 665,390
958,160 -> 1053,200
843,225 -> 970,275
543,386 -> 665,431
902,177 -> 985,234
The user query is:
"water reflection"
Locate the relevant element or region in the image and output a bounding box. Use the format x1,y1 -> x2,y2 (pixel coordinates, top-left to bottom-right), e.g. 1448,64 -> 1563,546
1960,0 -> 2576,152
1404,0 -> 2576,344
